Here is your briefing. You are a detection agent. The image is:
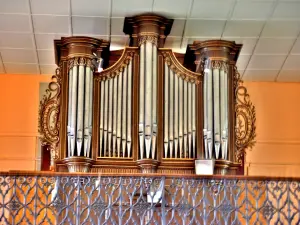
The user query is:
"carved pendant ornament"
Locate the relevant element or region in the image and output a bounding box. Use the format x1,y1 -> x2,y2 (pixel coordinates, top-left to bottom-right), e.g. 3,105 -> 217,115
234,67 -> 256,163
38,65 -> 62,165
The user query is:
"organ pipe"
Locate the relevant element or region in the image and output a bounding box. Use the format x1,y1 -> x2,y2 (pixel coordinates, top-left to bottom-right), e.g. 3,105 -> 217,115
66,58 -> 94,159
70,64 -> 78,157
152,44 -> 157,160
169,68 -> 174,158
98,58 -> 133,158
67,67 -> 73,157
108,79 -> 113,157
163,63 -> 197,159
103,80 -> 109,157
139,43 -> 145,159
99,81 -> 104,157
145,41 -> 153,159
122,66 -> 128,157
164,62 -> 169,158
127,61 -> 132,158
174,74 -> 179,158
178,78 -> 183,158
84,66 -> 91,158
203,61 -> 229,160
113,71 -> 118,157
117,71 -> 122,157
76,62 -> 85,156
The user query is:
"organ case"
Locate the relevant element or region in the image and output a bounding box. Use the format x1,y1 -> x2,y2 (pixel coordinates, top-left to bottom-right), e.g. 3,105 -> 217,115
39,14 -> 256,175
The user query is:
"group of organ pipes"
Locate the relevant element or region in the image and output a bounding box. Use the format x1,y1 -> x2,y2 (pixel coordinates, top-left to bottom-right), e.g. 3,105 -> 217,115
39,14 -> 255,175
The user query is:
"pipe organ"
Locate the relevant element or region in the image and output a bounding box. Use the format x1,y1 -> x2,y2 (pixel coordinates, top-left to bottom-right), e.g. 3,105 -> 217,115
39,14 -> 256,175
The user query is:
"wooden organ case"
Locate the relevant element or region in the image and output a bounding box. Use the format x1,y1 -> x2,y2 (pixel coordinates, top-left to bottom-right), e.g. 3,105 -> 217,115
39,14 -> 256,175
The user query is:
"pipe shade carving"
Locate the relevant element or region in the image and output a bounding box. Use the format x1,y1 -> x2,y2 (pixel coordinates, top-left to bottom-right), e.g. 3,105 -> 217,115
38,14 -> 256,175
234,67 -> 256,163
38,65 -> 62,169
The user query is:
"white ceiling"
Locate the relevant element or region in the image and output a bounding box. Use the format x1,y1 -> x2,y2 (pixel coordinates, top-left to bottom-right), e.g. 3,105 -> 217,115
0,0 -> 300,82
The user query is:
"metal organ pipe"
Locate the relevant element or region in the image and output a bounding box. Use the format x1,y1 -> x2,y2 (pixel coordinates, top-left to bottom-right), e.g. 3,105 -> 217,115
76,62 -> 85,156
84,66 -> 91,158
144,41 -> 153,159
164,62 -> 169,158
117,71 -> 122,157
174,74 -> 179,158
67,58 -> 94,158
183,81 -> 188,158
188,82 -> 192,158
70,64 -> 78,157
99,81 -> 104,157
122,66 -> 128,157
169,68 -> 174,158
192,84 -> 196,158
213,68 -> 221,159
178,78 -> 183,158
139,43 -> 145,159
98,57 -> 133,158
67,67 -> 73,157
138,39 -> 158,160
113,71 -> 118,157
207,68 -> 213,159
203,61 -> 229,160
152,44 -> 157,160
108,78 -> 113,157
103,80 -> 109,157
88,69 -> 93,158
127,61 -> 132,158
163,63 -> 197,159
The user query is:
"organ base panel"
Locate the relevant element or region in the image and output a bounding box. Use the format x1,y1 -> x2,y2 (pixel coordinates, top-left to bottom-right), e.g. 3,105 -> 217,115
39,14 -> 256,175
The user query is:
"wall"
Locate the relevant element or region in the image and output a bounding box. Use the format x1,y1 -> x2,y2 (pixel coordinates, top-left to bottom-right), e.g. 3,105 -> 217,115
244,82 -> 300,177
0,74 -> 51,171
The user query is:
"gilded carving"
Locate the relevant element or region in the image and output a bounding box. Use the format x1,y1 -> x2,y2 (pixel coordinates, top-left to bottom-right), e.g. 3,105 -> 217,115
38,65 -> 62,167
234,67 -> 256,163
138,35 -> 158,46
95,48 -> 137,81
210,60 -> 229,73
68,57 -> 95,71
161,50 -> 202,84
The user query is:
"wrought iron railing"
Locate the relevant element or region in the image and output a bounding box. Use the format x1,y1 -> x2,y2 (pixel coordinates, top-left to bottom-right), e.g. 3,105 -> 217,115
0,172 -> 300,224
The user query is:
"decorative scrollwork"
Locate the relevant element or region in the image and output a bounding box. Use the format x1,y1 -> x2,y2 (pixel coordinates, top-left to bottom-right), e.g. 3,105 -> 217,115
94,47 -> 138,81
38,64 -> 62,167
68,57 -> 95,71
161,50 -> 202,84
234,67 -> 256,163
138,34 -> 158,46
210,60 -> 229,73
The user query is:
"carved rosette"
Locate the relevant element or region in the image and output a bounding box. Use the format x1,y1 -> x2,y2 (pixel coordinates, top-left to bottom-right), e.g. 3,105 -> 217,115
161,50 -> 202,84
95,48 -> 137,81
234,67 -> 256,163
38,65 -> 62,169
138,34 -> 158,46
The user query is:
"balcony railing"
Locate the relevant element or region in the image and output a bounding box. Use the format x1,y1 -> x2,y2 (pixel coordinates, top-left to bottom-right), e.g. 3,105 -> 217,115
0,171 -> 299,224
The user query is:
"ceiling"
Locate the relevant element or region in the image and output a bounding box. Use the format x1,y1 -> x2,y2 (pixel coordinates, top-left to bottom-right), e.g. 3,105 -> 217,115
0,0 -> 300,82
